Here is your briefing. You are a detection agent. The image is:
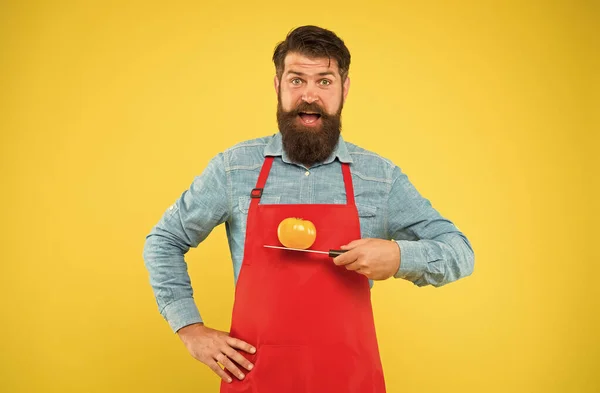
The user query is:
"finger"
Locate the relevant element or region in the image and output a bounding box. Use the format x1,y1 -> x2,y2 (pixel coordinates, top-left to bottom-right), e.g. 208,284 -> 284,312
333,249 -> 358,266
346,263 -> 370,277
208,360 -> 233,383
226,336 -> 257,354
344,261 -> 362,271
340,238 -> 368,250
216,353 -> 245,381
223,345 -> 254,372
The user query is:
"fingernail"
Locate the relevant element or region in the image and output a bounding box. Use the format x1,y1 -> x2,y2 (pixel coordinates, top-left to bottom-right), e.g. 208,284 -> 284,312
239,373 -> 245,379
251,347 -> 256,353
227,377 -> 232,383
248,364 -> 254,370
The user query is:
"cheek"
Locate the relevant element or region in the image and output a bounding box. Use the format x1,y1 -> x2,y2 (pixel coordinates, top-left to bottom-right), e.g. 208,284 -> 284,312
323,94 -> 342,114
279,90 -> 299,111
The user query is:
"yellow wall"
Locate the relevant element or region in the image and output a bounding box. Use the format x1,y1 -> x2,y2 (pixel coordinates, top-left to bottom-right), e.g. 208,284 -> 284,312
1,1 -> 597,392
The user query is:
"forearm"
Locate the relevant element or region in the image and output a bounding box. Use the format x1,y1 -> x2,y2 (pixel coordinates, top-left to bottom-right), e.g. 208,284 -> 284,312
386,165 -> 474,287
143,232 -> 203,332
395,232 -> 474,287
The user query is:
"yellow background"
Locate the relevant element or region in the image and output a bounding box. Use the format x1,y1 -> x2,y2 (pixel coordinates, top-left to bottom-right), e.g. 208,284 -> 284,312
1,1 -> 598,392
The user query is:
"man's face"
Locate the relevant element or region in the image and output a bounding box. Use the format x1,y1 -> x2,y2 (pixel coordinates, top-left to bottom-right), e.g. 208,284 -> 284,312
275,52 -> 350,167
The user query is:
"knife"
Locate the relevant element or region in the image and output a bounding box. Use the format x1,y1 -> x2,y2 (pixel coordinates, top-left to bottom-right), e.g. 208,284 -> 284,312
263,245 -> 347,257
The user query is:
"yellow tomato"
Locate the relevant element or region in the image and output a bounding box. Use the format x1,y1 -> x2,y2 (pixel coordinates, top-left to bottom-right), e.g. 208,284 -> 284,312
277,217 -> 317,249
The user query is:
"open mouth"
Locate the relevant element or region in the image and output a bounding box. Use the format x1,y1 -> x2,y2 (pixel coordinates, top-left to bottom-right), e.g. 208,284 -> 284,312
298,112 -> 322,126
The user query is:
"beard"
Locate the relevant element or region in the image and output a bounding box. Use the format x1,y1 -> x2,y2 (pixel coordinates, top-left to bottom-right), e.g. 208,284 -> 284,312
276,97 -> 343,168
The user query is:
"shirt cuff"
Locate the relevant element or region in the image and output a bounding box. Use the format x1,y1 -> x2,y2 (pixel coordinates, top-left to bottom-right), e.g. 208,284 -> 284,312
394,240 -> 428,281
161,297 -> 203,333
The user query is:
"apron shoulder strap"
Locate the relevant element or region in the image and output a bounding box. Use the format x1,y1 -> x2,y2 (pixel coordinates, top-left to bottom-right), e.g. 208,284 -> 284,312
250,156 -> 275,206
341,163 -> 355,206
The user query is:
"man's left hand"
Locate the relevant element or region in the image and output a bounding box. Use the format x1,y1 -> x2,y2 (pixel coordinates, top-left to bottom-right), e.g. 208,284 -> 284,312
333,238 -> 401,280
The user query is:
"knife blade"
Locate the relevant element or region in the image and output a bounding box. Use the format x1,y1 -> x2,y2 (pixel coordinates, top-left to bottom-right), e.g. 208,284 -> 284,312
263,245 -> 347,257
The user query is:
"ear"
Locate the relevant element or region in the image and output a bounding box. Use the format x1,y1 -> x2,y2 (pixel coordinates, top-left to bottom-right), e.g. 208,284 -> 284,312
274,75 -> 280,96
342,76 -> 350,103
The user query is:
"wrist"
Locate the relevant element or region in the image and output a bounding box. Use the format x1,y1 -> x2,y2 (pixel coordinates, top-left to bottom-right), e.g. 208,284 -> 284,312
177,322 -> 205,337
393,240 -> 401,275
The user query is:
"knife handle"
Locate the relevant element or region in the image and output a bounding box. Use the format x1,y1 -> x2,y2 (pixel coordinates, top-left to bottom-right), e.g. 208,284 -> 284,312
328,249 -> 347,257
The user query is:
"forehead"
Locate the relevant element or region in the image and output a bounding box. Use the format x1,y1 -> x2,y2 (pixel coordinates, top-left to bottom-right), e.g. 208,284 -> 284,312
283,52 -> 340,76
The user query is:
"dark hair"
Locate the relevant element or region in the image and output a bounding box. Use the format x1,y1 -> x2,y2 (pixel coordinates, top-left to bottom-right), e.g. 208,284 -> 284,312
272,25 -> 351,81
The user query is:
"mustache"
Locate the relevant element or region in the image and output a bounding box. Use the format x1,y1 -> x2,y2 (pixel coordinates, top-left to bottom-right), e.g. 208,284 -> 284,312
288,102 -> 325,116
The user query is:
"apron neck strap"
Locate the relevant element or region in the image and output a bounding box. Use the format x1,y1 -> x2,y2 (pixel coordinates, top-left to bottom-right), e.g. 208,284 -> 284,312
252,156 -> 356,206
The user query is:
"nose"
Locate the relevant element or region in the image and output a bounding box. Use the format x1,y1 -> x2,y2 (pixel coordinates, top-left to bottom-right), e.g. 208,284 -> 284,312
301,87 -> 319,104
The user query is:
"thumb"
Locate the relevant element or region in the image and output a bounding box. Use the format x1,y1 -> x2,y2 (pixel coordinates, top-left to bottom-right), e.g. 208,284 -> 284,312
340,238 -> 366,250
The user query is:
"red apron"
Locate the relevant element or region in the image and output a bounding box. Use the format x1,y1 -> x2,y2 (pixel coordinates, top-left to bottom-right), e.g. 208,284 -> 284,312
221,156 -> 386,393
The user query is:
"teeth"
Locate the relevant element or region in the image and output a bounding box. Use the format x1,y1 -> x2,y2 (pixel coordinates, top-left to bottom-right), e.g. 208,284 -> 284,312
298,113 -> 320,124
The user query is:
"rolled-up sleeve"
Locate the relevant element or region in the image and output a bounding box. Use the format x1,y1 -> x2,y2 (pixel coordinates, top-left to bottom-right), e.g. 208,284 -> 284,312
386,166 -> 474,287
143,153 -> 230,332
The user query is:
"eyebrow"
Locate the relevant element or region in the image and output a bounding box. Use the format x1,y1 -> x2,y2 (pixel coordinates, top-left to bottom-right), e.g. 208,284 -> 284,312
286,70 -> 337,78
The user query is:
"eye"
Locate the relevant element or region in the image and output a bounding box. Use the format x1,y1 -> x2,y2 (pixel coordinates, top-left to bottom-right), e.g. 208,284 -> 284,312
291,78 -> 302,85
319,79 -> 332,86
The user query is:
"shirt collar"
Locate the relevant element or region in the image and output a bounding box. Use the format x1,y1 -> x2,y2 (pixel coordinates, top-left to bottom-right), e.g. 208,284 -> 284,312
264,132 -> 353,166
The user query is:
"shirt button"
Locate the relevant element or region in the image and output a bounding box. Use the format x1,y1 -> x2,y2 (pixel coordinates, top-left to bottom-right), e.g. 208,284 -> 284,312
305,171 -> 310,176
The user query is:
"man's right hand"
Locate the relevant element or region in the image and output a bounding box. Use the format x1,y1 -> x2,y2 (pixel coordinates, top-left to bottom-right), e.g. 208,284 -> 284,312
177,323 -> 256,383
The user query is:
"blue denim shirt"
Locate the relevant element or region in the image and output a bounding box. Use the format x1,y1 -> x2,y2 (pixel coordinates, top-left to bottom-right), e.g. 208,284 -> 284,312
143,133 -> 474,332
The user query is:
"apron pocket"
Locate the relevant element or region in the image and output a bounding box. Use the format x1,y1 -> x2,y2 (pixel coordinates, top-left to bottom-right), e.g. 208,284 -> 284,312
308,345 -> 384,393
249,344 -> 310,393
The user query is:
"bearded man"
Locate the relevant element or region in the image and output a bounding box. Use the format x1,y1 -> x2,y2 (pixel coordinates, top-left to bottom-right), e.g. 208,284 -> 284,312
143,25 -> 474,393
